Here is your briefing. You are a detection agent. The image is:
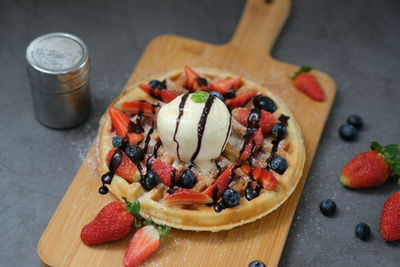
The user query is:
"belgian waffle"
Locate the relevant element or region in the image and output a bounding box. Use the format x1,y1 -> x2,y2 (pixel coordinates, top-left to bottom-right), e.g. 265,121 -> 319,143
96,67 -> 305,232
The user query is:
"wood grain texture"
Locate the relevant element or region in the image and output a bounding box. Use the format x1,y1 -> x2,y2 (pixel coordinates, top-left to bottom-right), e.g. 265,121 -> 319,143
38,0 -> 336,266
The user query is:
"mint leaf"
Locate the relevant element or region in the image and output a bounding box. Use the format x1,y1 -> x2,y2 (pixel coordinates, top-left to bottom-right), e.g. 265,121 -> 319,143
370,141 -> 383,153
191,91 -> 209,103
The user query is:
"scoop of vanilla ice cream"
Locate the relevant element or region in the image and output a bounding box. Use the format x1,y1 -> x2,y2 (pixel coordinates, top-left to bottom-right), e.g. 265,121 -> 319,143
157,93 -> 231,172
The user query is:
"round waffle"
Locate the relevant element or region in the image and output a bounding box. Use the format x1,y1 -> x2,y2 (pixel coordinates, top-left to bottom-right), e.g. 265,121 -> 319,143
96,67 -> 305,232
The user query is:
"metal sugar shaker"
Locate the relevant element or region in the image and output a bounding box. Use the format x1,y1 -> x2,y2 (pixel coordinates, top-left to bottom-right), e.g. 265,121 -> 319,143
26,32 -> 91,129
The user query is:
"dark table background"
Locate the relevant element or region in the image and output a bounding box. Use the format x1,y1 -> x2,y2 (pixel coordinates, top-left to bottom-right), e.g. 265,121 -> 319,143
1,0 -> 399,266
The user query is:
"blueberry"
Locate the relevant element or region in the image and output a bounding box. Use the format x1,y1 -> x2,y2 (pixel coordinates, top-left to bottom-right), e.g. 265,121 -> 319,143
140,170 -> 160,191
177,169 -> 197,189
267,156 -> 288,175
272,122 -> 287,139
347,115 -> 363,129
112,136 -> 128,149
248,260 -> 266,267
98,186 -> 109,194
101,172 -> 113,184
214,202 -> 225,213
245,187 -> 260,201
253,95 -> 277,113
148,79 -> 167,89
124,145 -> 144,163
222,188 -> 241,208
197,77 -> 208,86
225,89 -> 236,99
209,91 -> 224,101
355,223 -> 371,241
339,124 -> 358,141
319,199 -> 336,216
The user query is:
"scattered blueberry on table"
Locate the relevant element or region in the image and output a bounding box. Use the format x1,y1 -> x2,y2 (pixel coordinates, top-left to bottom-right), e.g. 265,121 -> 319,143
339,124 -> 358,141
355,223 -> 371,241
347,115 -> 363,129
248,260 -> 266,267
319,199 -> 336,216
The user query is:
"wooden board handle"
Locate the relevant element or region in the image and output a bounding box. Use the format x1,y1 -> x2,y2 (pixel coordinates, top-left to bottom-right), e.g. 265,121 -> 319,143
226,0 -> 290,54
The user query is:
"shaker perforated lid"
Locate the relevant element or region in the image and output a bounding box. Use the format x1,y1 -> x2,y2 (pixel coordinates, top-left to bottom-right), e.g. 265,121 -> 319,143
26,32 -> 89,93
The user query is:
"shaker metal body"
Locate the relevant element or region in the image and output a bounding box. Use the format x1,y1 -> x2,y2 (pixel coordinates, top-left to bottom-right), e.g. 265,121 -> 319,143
26,33 -> 91,129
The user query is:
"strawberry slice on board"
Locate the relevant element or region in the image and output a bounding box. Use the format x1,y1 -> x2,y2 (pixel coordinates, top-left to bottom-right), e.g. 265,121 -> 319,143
251,168 -> 278,190
145,155 -> 179,187
226,90 -> 257,109
123,225 -> 160,267
239,128 -> 264,161
80,201 -> 134,246
121,101 -> 158,117
233,107 -> 277,134
164,188 -> 213,206
209,77 -> 242,94
184,65 -> 209,91
202,163 -> 237,199
291,66 -> 325,102
107,148 -> 140,182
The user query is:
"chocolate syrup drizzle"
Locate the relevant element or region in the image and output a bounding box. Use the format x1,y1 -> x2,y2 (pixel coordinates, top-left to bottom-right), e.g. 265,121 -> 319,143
221,115 -> 232,154
239,109 -> 261,158
143,123 -> 155,154
191,95 -> 216,162
266,114 -> 290,169
173,94 -> 189,161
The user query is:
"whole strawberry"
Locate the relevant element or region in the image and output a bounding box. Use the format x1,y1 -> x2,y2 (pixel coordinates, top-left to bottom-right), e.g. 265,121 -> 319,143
80,201 -> 135,246
291,66 -> 325,102
380,192 -> 400,241
340,141 -> 400,188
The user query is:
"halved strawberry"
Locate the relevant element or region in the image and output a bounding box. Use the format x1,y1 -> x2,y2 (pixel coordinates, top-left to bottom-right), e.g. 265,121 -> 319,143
239,128 -> 264,161
121,101 -> 157,117
109,106 -> 144,145
209,77 -> 241,94
109,106 -> 131,137
251,168 -> 277,190
226,90 -> 257,109
123,225 -> 160,267
164,188 -> 213,206
107,148 -> 140,182
138,84 -> 178,103
184,65 -> 208,91
145,155 -> 179,187
202,163 -> 237,199
233,107 -> 276,134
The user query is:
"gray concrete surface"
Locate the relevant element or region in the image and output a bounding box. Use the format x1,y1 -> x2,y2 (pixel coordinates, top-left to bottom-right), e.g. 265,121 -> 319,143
0,0 -> 399,266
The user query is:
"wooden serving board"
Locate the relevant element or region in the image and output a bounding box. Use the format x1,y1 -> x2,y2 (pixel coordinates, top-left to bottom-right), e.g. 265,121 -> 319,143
38,0 -> 336,266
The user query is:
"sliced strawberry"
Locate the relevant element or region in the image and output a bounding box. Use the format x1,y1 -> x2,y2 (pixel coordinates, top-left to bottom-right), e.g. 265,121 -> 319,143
239,128 -> 264,161
107,148 -> 140,182
184,65 -> 208,91
202,163 -> 237,199
145,155 -> 178,187
121,101 -> 157,117
127,132 -> 144,146
226,90 -> 257,109
240,165 -> 251,174
233,107 -> 276,134
252,168 -> 277,190
138,84 -> 178,103
164,188 -> 213,206
209,77 -> 241,94
123,225 -> 160,267
109,106 -> 131,137
159,89 -> 179,103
